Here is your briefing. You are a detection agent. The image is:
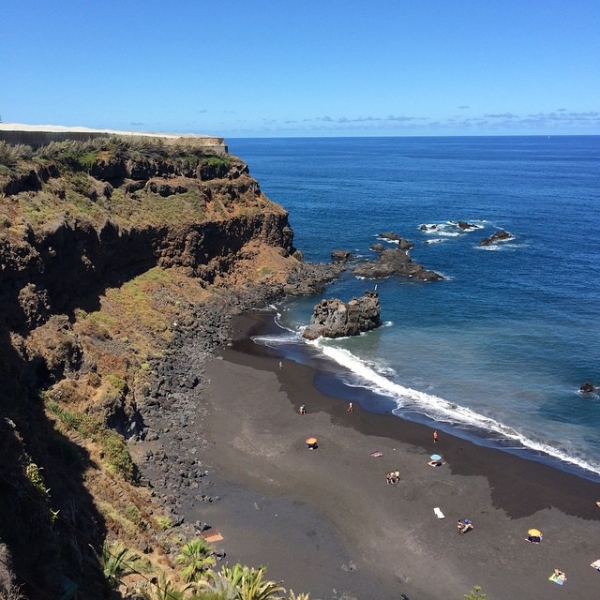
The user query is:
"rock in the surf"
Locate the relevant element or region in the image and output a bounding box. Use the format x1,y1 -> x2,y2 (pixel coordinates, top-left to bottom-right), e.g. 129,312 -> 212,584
351,247 -> 443,281
378,232 -> 414,250
580,381 -> 596,394
479,229 -> 512,246
302,290 -> 381,340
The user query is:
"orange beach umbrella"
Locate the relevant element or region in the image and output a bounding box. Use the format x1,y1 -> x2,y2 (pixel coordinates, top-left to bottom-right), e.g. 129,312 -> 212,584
305,437 -> 318,445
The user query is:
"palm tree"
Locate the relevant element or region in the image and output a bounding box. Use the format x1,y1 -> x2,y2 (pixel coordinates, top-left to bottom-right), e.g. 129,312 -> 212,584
465,585 -> 486,600
143,574 -> 191,600
95,541 -> 138,589
202,563 -> 285,600
287,592 -> 310,600
176,539 -> 216,583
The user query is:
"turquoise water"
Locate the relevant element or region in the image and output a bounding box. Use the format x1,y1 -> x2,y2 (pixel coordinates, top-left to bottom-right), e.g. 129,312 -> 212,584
229,136 -> 600,480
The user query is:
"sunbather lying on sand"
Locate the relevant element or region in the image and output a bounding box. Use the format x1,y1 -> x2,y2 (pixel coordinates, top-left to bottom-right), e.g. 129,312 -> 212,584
457,519 -> 474,534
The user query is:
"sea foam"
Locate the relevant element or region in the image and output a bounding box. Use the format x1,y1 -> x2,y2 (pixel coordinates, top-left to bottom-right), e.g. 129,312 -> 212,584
309,339 -> 600,478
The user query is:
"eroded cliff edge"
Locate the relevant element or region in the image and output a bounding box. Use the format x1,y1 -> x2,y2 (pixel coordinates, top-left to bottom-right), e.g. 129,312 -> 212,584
0,136 -> 339,598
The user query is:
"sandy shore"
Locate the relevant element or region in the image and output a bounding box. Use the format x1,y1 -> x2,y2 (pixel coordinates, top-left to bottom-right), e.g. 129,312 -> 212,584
185,313 -> 600,600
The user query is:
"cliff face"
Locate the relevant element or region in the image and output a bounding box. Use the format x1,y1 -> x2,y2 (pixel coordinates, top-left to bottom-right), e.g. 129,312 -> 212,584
0,141 -> 297,332
0,136 -> 315,598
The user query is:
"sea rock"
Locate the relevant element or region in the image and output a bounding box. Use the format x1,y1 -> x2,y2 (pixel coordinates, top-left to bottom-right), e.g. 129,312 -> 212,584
302,291 -> 382,340
479,230 -> 512,246
351,248 -> 443,281
331,250 -> 352,262
378,232 -> 414,250
580,382 -> 596,394
455,221 -> 478,230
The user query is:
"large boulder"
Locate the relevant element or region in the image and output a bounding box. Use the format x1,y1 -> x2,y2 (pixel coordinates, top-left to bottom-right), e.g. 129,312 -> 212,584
302,291 -> 381,340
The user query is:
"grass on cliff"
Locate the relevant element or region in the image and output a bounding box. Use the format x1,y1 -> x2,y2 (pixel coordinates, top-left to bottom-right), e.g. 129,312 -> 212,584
0,137 -> 259,236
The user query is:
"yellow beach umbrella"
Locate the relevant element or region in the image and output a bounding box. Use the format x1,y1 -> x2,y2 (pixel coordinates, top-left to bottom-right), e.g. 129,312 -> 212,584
305,437 -> 318,446
528,528 -> 542,537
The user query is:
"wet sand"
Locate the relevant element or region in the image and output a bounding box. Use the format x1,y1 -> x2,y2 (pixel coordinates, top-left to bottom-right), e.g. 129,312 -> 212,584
193,313 -> 600,600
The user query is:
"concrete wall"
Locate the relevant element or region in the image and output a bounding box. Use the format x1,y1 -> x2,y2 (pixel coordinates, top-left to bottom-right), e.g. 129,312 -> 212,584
0,124 -> 228,155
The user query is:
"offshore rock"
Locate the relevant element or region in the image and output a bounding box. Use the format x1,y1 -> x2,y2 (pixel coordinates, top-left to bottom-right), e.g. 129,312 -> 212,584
580,382 -> 596,394
351,248 -> 443,281
302,290 -> 381,340
331,249 -> 352,262
378,232 -> 414,250
479,229 -> 512,246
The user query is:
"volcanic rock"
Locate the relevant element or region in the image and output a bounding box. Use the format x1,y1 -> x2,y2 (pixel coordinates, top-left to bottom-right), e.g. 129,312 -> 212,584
479,230 -> 512,246
378,232 -> 414,250
351,248 -> 442,281
302,290 -> 381,340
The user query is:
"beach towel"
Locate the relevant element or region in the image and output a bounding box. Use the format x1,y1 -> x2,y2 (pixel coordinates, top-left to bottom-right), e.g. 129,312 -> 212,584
433,507 -> 445,519
590,559 -> 600,571
549,572 -> 566,585
370,451 -> 383,457
202,530 -> 224,543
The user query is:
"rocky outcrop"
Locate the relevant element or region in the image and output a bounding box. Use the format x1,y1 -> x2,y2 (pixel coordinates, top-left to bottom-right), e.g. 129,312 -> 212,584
351,248 -> 443,281
378,232 -> 414,250
580,382 -> 596,394
302,290 -> 381,340
331,249 -> 352,262
480,230 -> 512,246
455,221 -> 478,230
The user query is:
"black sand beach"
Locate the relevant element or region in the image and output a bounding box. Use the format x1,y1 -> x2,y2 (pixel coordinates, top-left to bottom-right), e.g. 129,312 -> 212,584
165,313 -> 600,599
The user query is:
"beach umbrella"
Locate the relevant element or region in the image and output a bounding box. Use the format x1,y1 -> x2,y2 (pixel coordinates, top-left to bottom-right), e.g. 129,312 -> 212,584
528,528 -> 542,537
305,437 -> 318,449
430,454 -> 442,461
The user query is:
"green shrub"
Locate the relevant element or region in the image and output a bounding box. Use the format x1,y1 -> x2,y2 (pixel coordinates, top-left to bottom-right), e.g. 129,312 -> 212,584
124,504 -> 143,528
102,430 -> 136,482
105,374 -> 127,393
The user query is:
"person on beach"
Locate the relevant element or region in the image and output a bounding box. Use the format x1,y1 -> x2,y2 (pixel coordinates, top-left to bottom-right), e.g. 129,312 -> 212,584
457,519 -> 473,534
300,404 -> 306,415
347,402 -> 354,412
433,430 -> 439,444
386,472 -> 399,485
279,361 -> 283,370
428,460 -> 443,467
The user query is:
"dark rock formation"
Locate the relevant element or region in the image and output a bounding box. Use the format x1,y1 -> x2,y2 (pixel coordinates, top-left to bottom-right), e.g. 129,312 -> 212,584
331,250 -> 352,262
479,230 -> 512,246
302,290 -> 381,340
351,248 -> 443,281
378,232 -> 414,250
455,221 -> 478,230
580,382 -> 596,394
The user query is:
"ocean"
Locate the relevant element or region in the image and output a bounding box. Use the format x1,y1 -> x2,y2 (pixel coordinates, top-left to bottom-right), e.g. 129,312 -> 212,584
228,136 -> 600,482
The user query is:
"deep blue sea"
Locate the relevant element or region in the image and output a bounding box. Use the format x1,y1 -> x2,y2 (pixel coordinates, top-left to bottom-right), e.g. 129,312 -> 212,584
228,136 -> 600,481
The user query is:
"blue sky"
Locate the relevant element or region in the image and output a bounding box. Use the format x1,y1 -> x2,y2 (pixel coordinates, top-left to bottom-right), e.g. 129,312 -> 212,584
2,1 -> 599,137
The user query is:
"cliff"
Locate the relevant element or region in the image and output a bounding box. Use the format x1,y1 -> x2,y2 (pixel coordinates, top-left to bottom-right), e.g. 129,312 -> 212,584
0,134 -> 337,598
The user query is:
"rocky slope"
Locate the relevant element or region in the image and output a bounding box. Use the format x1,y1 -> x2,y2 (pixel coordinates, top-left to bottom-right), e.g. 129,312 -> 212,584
0,136 -> 340,599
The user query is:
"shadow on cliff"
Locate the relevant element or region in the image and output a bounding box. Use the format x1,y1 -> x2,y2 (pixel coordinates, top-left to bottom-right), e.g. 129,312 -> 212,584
0,323 -> 108,597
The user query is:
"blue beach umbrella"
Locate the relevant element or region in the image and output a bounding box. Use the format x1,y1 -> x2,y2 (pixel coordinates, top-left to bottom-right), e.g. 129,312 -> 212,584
430,454 -> 442,461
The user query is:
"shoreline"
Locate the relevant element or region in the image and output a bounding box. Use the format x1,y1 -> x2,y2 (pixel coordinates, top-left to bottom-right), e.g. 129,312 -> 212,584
179,311 -> 600,599
240,311 -> 600,488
